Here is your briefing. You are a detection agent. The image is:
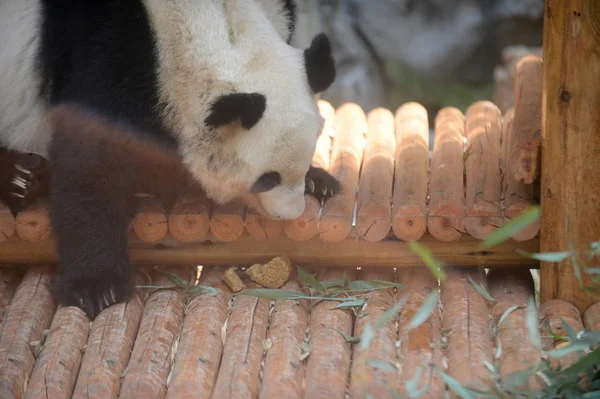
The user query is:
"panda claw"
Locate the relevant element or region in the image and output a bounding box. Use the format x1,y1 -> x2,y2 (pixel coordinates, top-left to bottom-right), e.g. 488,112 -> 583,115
14,164 -> 32,175
321,187 -> 327,196
110,287 -> 117,303
307,179 -> 315,193
10,192 -> 25,199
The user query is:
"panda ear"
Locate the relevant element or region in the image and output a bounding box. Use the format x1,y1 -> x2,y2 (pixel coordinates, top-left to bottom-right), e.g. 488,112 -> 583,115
304,33 -> 336,94
204,92 -> 267,130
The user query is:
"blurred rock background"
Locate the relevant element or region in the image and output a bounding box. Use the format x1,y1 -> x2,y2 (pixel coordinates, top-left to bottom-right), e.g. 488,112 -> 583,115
291,0 -> 544,119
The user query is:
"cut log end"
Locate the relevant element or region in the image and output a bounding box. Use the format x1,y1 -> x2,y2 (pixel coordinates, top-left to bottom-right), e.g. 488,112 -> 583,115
392,205 -> 427,241
427,200 -> 465,242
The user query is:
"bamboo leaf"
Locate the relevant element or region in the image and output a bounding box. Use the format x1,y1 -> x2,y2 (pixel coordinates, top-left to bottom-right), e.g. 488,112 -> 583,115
468,276 -> 496,302
408,242 -> 447,281
375,296 -> 407,329
407,292 -> 439,331
297,267 -> 326,293
439,371 -> 476,399
516,249 -> 573,262
526,296 -> 541,349
479,206 -> 540,249
334,299 -> 366,309
366,359 -> 396,372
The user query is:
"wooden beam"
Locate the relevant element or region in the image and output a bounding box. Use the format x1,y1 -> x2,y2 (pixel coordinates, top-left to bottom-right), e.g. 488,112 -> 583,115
540,0 -> 600,312
0,235 -> 540,268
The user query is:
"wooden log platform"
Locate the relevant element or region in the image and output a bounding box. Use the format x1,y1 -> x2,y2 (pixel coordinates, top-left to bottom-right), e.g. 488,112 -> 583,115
0,97 -> 542,269
0,264 -> 597,399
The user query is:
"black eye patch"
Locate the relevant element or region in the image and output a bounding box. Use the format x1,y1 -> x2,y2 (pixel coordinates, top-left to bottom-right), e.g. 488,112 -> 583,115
250,171 -> 281,193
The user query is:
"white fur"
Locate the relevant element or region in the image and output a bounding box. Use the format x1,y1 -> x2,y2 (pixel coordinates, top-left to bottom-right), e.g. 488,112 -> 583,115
144,0 -> 321,219
0,0 -> 51,156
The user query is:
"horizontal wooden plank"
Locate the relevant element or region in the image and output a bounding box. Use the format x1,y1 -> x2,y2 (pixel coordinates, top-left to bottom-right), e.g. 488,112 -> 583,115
0,235 -> 540,268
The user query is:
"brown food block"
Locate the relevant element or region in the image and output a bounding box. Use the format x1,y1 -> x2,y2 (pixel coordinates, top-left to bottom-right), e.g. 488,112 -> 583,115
583,302 -> 600,331
396,268 -> 445,399
211,280 -> 269,399
259,276 -> 309,398
355,108 -> 394,242
0,266 -> 24,329
118,268 -> 190,399
131,196 -> 169,243
246,255 -> 293,288
168,196 -> 211,243
501,110 -> 540,241
0,201 -> 16,242
487,268 -> 541,390
319,103 -> 366,243
245,209 -> 283,241
210,199 -> 246,242
15,201 -> 51,242
539,299 -> 585,371
428,107 -> 466,242
165,268 -> 231,399
349,268 -> 399,399
392,102 -> 429,241
283,196 -> 320,241
222,267 -> 245,293
441,268 -> 494,396
0,267 -> 57,399
464,101 -> 503,240
304,268 -> 356,399
25,306 -> 91,399
72,292 -> 144,399
511,55 -> 543,184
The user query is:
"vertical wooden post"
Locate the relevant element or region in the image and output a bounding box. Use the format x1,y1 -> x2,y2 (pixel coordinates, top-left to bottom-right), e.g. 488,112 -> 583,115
540,0 -> 600,313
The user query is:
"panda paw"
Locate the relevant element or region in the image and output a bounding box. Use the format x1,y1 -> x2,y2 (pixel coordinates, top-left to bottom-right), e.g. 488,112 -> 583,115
56,265 -> 135,320
305,166 -> 341,202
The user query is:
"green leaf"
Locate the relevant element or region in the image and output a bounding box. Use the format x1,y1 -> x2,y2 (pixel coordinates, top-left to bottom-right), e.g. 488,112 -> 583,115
334,329 -> 360,344
334,299 -> 366,309
561,346 -> 600,377
516,250 -> 573,262
343,271 -> 350,289
360,323 -> 375,351
525,296 -> 541,349
405,366 -> 427,397
366,359 -> 396,372
161,270 -> 190,287
408,242 -> 447,281
375,296 -> 407,329
468,276 -> 496,302
320,279 -> 344,289
350,280 -> 385,291
407,292 -> 439,331
370,280 -> 407,288
438,371 -> 477,399
240,289 -> 304,300
497,305 -> 522,327
297,267 -> 326,293
546,342 -> 590,358
479,206 -> 540,249
189,285 -> 220,298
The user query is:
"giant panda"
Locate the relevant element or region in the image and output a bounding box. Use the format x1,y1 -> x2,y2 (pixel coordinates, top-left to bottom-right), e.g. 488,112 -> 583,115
0,0 -> 339,319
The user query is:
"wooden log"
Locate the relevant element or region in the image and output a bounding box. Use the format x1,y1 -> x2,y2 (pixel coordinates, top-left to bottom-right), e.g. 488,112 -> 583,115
540,0 -> 600,313
15,200 -> 51,242
168,196 -> 211,243
464,101 -> 503,240
245,209 -> 283,241
314,99 -> 336,170
396,268 -> 445,399
0,234 -> 541,268
165,268 -> 231,399
539,299 -> 585,370
0,266 -> 23,331
319,103 -> 366,243
392,102 -> 429,241
0,201 -> 16,242
501,109 -> 540,241
119,268 -> 192,399
71,288 -> 144,399
259,274 -> 309,398
25,306 -> 91,399
349,268 -> 398,398
210,200 -> 246,242
441,268 -> 494,396
304,268 -> 356,398
211,279 -> 270,398
131,196 -> 169,243
427,107 -> 466,242
283,197 -> 320,241
355,108 -> 394,242
487,268 -> 541,391
510,55 -> 543,184
583,302 -> 600,330
0,267 -> 57,399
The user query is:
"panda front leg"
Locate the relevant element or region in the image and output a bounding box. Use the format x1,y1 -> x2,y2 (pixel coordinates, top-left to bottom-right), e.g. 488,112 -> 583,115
49,107 -> 135,320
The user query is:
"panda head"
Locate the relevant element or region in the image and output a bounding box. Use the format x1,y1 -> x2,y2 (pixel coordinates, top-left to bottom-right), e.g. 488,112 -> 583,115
148,0 -> 335,220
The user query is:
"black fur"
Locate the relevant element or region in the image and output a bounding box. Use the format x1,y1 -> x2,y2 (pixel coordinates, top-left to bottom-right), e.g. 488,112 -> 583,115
280,0 -> 297,43
303,33 -> 336,94
204,93 -> 267,130
305,165 -> 341,201
251,171 -> 282,193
